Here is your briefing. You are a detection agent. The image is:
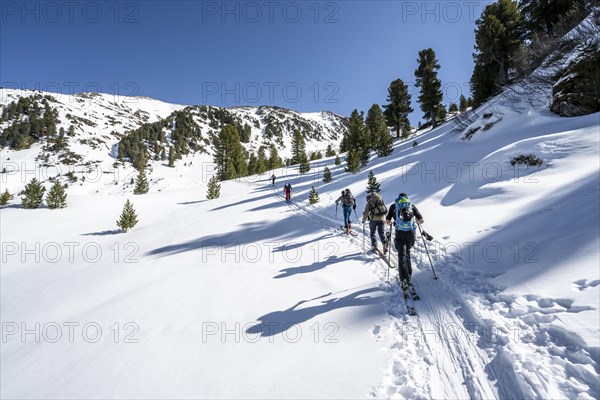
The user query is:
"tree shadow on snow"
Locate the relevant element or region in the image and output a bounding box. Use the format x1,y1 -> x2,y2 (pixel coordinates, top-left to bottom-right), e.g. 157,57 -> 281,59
245,286 -> 385,336
271,233 -> 333,253
81,229 -> 122,236
273,251 -> 365,279
209,191 -> 276,212
178,200 -> 208,205
146,213 -> 319,258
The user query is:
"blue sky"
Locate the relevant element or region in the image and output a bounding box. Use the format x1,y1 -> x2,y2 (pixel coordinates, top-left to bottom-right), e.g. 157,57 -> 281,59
1,1 -> 492,120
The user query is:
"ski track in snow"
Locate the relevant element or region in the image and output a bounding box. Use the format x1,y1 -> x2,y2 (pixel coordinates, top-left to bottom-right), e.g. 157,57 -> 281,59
267,184 -> 496,399
267,175 -> 599,399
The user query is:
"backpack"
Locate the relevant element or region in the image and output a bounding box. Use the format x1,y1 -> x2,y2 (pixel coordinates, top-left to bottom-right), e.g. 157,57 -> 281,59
342,191 -> 354,206
369,193 -> 387,216
394,196 -> 415,231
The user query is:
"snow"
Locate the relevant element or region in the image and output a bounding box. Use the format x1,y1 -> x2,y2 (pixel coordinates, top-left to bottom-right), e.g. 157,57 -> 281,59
2,86 -> 599,397
2,28 -> 600,396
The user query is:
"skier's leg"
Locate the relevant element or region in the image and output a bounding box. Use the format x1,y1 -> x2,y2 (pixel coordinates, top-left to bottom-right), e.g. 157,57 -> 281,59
396,235 -> 410,283
405,231 -> 416,280
369,220 -> 377,248
343,206 -> 351,228
376,221 -> 386,244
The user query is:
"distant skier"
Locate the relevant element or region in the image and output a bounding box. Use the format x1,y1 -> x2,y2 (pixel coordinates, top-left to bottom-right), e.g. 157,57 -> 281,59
336,188 -> 356,234
362,192 -> 389,253
283,182 -> 292,202
271,174 -> 276,186
386,193 -> 424,290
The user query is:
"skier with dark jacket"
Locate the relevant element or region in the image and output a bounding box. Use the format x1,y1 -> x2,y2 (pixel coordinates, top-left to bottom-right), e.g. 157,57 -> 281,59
283,183 -> 292,202
386,193 -> 424,290
271,174 -> 276,186
335,188 -> 356,233
361,192 -> 389,253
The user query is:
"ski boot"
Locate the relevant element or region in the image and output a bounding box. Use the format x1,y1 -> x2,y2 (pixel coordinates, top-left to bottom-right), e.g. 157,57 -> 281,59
401,279 -> 410,291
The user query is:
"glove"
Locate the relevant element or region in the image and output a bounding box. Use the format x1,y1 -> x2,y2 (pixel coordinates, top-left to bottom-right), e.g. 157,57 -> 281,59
362,219 -> 366,224
353,205 -> 356,210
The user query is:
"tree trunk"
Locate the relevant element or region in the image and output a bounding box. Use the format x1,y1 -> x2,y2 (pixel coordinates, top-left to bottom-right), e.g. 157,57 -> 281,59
498,58 -> 507,85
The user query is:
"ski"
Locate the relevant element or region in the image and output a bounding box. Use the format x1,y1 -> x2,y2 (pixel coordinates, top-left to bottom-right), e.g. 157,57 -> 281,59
394,274 -> 417,316
409,284 -> 420,301
374,248 -> 391,267
340,226 -> 358,237
403,289 -> 418,316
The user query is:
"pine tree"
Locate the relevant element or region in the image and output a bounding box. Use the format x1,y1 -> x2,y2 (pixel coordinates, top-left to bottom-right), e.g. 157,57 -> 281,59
21,178 -> 45,209
133,169 -> 149,195
206,175 -> 221,199
247,152 -> 258,175
322,166 -> 332,183
437,104 -> 447,122
213,125 -> 247,180
117,199 -> 138,232
298,153 -> 310,174
256,148 -> 268,174
414,48 -> 444,128
519,0 -> 585,36
0,189 -> 13,207
366,104 -> 394,156
472,0 -> 524,105
168,147 -> 175,167
459,95 -> 469,112
342,109 -> 370,169
53,127 -> 66,152
325,144 -> 336,157
291,130 -> 308,165
308,186 -> 320,204
383,79 -> 413,138
470,59 -> 499,107
345,149 -> 361,174
334,154 -> 341,166
46,181 -> 67,209
449,103 -> 459,112
366,171 -> 381,194
267,145 -> 283,170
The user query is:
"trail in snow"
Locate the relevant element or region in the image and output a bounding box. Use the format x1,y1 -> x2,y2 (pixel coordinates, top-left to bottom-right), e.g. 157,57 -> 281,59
268,179 -> 500,399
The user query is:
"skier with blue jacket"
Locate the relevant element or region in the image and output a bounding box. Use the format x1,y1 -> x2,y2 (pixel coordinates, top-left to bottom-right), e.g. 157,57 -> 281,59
336,188 -> 356,234
386,193 -> 424,290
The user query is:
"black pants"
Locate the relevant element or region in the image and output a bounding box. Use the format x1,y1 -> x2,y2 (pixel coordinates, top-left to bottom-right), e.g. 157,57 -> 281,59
369,220 -> 387,248
394,230 -> 415,282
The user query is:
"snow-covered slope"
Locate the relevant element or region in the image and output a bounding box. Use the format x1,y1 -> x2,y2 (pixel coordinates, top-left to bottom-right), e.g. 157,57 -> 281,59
0,89 -> 347,191
2,83 -> 599,397
2,14 -> 599,398
0,88 -> 187,137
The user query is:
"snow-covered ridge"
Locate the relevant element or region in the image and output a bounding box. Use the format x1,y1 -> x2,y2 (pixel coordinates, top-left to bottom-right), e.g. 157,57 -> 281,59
0,88 -> 348,162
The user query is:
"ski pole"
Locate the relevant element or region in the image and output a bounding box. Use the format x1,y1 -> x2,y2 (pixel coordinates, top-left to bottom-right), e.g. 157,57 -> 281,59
362,221 -> 366,253
418,224 -> 438,279
386,223 -> 393,283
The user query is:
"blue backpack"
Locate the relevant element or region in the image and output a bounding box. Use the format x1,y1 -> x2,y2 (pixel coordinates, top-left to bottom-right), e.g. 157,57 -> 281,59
394,196 -> 415,231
